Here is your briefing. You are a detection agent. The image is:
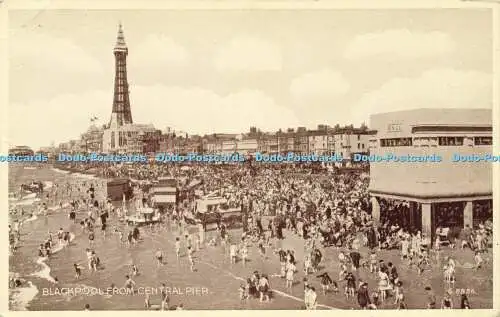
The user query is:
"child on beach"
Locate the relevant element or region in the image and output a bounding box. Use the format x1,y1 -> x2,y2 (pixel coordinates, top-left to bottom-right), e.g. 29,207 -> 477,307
124,275 -> 136,294
88,230 -> 95,247
74,263 -> 81,280
285,261 -> 295,288
401,238 -> 409,261
155,250 -> 164,267
304,254 -> 312,275
369,251 -> 377,273
144,294 -> 151,309
132,264 -> 139,276
474,251 -> 483,270
258,238 -> 267,260
229,243 -> 238,264
160,284 -> 170,310
240,243 -> 248,266
57,228 -> 64,245
187,246 -> 196,272
175,237 -> 181,259
317,272 -> 336,294
239,284 -> 248,300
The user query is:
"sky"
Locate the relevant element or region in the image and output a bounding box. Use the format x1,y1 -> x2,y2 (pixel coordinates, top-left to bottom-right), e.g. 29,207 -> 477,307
8,9 -> 493,149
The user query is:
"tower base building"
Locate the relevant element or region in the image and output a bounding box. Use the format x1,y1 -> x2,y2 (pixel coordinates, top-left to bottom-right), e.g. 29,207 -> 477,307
101,23 -> 160,154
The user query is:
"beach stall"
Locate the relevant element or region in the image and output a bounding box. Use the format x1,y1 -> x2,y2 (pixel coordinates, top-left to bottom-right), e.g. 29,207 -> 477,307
195,196 -> 242,231
107,178 -> 133,201
151,177 -> 178,212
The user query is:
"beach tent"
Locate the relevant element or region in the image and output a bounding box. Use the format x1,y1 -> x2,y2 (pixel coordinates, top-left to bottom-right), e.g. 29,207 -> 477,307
107,179 -> 132,201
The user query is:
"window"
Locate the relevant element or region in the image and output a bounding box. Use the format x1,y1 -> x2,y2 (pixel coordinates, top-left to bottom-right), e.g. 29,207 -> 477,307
380,138 -> 412,147
474,137 -> 492,146
357,135 -> 360,140
464,137 -> 474,146
362,144 -> 365,149
357,143 -> 360,149
413,137 -> 436,147
438,137 -> 464,146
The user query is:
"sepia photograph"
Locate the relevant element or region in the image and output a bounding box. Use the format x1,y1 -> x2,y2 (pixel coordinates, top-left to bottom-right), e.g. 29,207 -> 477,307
5,4 -> 495,311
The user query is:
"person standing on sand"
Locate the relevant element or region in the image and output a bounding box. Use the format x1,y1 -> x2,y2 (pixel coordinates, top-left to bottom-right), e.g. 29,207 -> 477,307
124,275 -> 136,294
160,284 -> 170,310
175,237 -> 181,259
88,229 -> 95,247
188,246 -> 196,272
155,250 -> 164,267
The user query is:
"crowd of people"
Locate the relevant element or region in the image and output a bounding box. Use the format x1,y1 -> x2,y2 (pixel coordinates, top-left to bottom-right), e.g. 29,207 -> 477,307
9,161 -> 493,310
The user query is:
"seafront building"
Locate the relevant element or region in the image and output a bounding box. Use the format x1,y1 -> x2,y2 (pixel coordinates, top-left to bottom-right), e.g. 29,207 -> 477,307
81,125 -> 104,153
368,108 -> 492,238
9,145 -> 34,156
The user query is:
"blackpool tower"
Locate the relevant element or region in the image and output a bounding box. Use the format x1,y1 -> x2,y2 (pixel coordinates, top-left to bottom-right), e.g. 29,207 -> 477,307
109,23 -> 133,128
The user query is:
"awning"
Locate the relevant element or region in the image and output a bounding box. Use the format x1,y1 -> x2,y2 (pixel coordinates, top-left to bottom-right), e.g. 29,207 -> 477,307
369,181 -> 492,200
138,208 -> 155,214
153,187 -> 177,193
155,195 -> 176,203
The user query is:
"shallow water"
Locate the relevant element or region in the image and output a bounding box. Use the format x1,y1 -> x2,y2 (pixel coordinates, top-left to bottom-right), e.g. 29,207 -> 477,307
10,281 -> 40,310
8,165 -> 301,310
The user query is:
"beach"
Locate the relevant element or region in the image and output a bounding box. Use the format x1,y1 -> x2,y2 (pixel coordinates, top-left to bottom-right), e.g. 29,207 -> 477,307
8,164 -> 494,310
8,165 -> 310,310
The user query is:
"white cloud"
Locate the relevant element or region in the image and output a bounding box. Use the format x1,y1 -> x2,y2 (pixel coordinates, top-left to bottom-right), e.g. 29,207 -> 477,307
290,69 -> 350,103
129,34 -> 190,68
352,68 -> 491,124
9,87 -> 301,149
344,30 -> 455,60
9,90 -> 111,149
10,29 -> 103,74
214,36 -> 282,72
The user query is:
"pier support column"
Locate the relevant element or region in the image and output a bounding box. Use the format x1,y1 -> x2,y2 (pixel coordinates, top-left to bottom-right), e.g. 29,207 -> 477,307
371,196 -> 380,224
464,201 -> 473,228
421,203 -> 432,238
409,201 -> 416,229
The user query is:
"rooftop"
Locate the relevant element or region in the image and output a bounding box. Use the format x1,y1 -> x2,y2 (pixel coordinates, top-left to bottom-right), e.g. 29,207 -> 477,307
114,23 -> 127,52
370,180 -> 492,201
370,108 -> 492,127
